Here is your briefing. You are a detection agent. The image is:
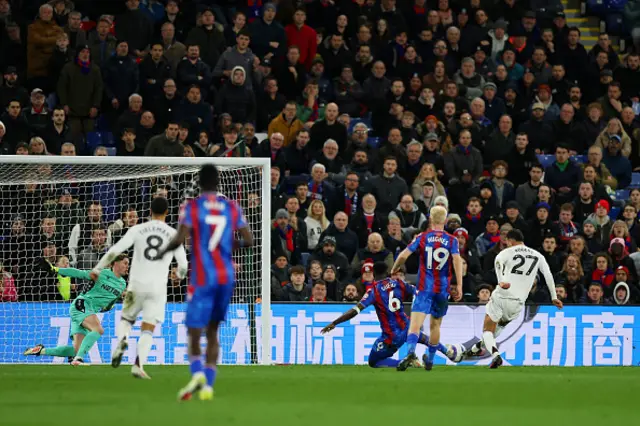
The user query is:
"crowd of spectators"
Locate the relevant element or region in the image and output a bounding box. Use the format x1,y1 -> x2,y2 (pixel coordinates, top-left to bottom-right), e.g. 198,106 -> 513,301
1,0 -> 640,307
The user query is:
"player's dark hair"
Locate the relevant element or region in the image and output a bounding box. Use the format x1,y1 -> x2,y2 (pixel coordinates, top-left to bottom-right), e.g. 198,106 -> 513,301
373,262 -> 388,279
150,197 -> 169,215
199,164 -> 219,191
507,229 -> 524,242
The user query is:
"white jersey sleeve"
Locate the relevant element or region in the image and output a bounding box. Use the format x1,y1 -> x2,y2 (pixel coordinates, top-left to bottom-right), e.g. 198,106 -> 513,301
173,244 -> 188,280
492,245 -> 550,303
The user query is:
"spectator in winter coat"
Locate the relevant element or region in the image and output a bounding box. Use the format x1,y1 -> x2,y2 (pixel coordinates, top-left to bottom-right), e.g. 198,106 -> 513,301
138,43 -> 172,106
213,30 -> 262,91
388,194 -> 427,240
27,4 -> 64,81
115,0 -> 154,57
175,86 -> 211,141
144,121 -> 183,157
453,227 -> 482,277
603,135 -> 632,189
484,116 -> 515,169
279,265 -> 312,302
250,3 -> 287,60
586,199 -> 614,248
103,41 -> 140,118
319,212 -> 359,263
215,66 -> 256,125
308,235 -> 351,281
544,144 -> 581,204
268,101 -> 305,147
350,194 -> 388,248
584,145 -> 618,189
475,216 -> 502,257
185,8 -> 226,70
454,58 -> 485,101
351,232 -> 394,279
444,129 -> 483,214
525,202 -> 560,250
362,157 -> 408,217
308,103 -> 349,153
271,209 -> 303,266
285,7 -> 317,70
56,46 -> 103,143
176,45 -> 213,98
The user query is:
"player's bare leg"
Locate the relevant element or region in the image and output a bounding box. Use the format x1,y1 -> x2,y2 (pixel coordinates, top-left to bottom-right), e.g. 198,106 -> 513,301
177,327 -> 207,401
131,321 -> 154,379
199,321 -> 220,400
397,311 -> 426,371
72,316 -> 103,366
112,316 -> 134,369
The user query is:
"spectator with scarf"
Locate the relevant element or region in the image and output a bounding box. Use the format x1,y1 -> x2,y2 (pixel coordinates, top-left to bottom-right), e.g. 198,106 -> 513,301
444,129 -> 483,214
333,171 -> 362,217
271,209 -> 302,266
351,232 -> 393,280
475,216 -> 501,257
585,199 -> 613,248
554,203 -> 579,251
453,227 -> 481,277
355,261 -> 375,292
350,194 -> 387,248
461,197 -> 486,240
591,252 -> 616,297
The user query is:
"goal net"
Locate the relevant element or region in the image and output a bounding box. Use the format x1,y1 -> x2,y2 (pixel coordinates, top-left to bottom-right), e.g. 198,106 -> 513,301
0,156 -> 271,365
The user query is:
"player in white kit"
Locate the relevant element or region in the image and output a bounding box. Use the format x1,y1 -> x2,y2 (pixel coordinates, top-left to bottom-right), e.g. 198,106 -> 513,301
465,229 -> 563,368
92,197 -> 188,379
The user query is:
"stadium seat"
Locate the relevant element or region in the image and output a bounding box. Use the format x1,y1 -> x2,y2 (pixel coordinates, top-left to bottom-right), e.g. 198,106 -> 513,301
605,13 -> 626,36
587,0 -> 608,17
367,137 -> 381,148
105,147 -> 116,156
536,154 -> 555,168
615,189 -> 630,200
102,132 -> 115,147
609,206 -> 621,219
301,252 -> 310,267
95,114 -> 110,132
630,173 -> 640,188
85,132 -> 103,154
570,155 -> 587,164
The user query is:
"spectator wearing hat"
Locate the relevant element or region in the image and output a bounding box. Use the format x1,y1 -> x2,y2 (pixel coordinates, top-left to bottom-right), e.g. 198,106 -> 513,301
249,3 -> 286,60
308,235 -> 350,282
585,199 -> 613,247
0,67 -> 29,109
453,227 -> 481,277
27,4 -> 64,84
24,88 -> 50,136
321,264 -> 343,301
285,7 -> 317,71
525,201 -> 560,250
581,217 -> 604,253
502,83 -> 526,129
185,8 -> 226,71
488,19 -> 509,61
609,237 -> 639,288
271,208 -> 303,266
115,0 -> 154,58
595,118 -> 632,159
502,200 -> 528,232
531,83 -> 559,122
602,134 -> 632,189
482,82 -> 505,125
499,48 -> 524,82
318,211 -> 359,262
612,281 -> 631,305
279,265 -> 312,302
473,44 -> 496,80
519,101 -> 554,154
475,215 -> 501,257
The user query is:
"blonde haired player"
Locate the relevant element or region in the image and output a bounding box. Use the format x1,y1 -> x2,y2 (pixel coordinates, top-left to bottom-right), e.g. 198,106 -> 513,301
92,197 -> 188,379
465,229 -> 563,368
392,205 -> 463,371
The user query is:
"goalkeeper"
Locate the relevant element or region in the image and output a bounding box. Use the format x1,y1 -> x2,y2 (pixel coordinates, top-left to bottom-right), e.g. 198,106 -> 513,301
23,254 -> 129,366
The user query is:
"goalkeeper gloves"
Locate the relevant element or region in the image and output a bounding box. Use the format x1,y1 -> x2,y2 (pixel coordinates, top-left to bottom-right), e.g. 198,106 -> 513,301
46,261 -> 71,301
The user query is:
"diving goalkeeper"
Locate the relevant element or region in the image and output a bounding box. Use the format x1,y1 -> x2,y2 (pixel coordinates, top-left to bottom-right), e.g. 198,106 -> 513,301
23,254 -> 129,366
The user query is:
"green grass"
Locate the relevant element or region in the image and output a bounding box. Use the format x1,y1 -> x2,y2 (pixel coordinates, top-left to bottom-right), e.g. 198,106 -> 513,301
1,366 -> 639,426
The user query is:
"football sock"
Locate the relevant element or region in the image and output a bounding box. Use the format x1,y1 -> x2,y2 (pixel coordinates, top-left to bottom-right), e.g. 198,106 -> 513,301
374,358 -> 400,368
406,333 -> 419,354
76,331 -> 100,360
426,343 -> 438,363
116,320 -> 132,342
137,330 -> 153,367
204,365 -> 217,387
189,355 -> 203,376
42,345 -> 75,357
418,333 -> 429,345
435,342 -> 448,355
482,331 -> 499,358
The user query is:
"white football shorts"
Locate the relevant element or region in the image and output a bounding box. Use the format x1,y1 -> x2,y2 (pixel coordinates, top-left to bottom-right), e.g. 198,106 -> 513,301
121,291 -> 166,324
485,292 -> 524,324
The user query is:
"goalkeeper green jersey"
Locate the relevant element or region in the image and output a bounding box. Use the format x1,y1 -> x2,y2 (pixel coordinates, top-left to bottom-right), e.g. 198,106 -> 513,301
58,268 -> 126,312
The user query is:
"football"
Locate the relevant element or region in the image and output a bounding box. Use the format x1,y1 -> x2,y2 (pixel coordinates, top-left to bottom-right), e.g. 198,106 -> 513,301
446,343 -> 465,363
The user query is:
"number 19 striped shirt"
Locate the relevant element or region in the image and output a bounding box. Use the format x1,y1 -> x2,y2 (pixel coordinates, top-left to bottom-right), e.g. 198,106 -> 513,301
407,230 -> 459,293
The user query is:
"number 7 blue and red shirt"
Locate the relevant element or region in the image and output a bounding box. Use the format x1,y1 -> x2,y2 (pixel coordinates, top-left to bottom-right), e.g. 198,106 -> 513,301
179,193 -> 247,288
407,230 -> 459,293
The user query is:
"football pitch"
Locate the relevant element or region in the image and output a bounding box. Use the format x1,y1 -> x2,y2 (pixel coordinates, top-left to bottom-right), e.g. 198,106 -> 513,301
1,365 -> 638,426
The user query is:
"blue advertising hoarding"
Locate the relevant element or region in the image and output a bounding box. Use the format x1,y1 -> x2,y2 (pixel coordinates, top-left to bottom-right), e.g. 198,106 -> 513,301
1,303 -> 639,366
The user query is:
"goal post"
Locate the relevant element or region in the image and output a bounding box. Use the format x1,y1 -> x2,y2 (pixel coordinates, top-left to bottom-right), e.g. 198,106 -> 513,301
0,155 -> 271,366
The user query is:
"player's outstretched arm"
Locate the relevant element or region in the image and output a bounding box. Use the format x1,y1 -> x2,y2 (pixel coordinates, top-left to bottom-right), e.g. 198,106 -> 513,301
173,244 -> 189,280
391,248 -> 412,274
57,267 -> 94,281
321,303 -> 365,334
94,228 -> 135,272
539,256 -> 564,309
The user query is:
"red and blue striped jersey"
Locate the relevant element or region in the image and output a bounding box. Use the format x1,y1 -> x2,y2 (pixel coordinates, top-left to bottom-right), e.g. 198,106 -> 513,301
179,192 -> 247,287
407,230 -> 459,293
359,278 -> 416,343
